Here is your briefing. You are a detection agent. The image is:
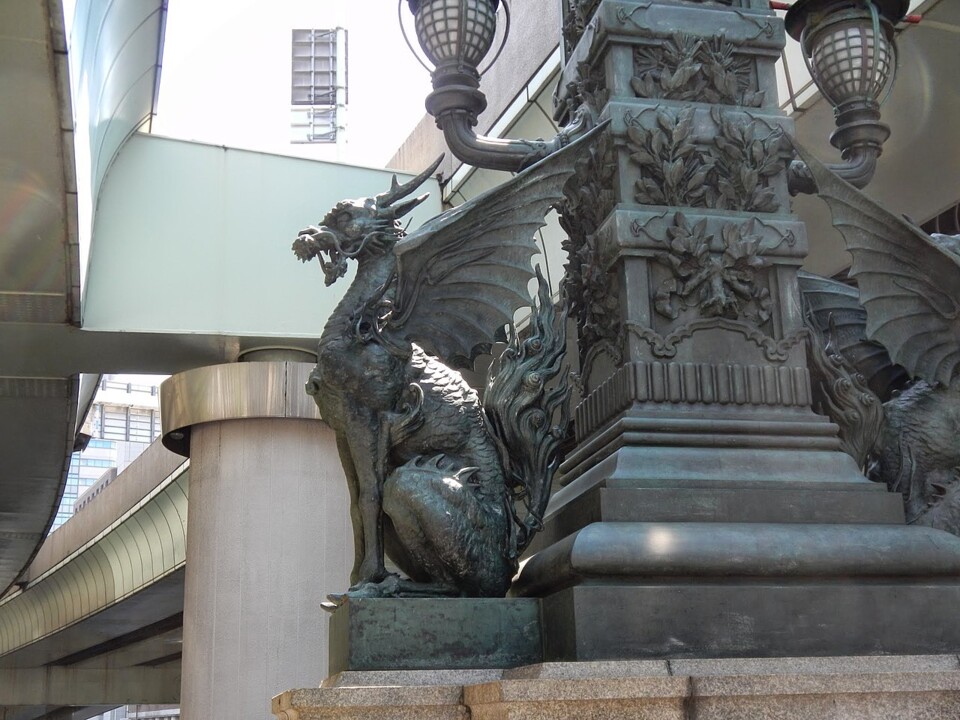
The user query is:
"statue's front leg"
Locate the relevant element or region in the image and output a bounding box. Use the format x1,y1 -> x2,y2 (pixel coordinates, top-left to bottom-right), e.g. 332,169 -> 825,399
343,409 -> 392,589
334,434 -> 364,586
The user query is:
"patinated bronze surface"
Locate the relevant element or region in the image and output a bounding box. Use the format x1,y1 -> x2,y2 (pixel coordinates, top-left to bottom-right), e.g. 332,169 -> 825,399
274,0 -> 960,668
293,132 -> 604,601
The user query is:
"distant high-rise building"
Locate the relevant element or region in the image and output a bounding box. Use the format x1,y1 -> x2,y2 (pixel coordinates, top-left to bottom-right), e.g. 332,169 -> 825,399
290,27 -> 348,145
86,704 -> 180,720
52,376 -> 164,529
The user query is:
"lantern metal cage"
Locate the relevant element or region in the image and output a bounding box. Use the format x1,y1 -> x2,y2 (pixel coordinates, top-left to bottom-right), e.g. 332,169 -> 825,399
784,0 -> 909,192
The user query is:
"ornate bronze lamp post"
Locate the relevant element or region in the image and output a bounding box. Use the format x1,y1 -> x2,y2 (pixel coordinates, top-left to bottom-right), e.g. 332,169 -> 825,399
268,4 -> 960,715
391,0 -> 960,661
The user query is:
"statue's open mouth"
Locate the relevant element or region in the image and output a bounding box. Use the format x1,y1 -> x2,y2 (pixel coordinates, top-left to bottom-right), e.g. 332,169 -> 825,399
292,227 -> 351,286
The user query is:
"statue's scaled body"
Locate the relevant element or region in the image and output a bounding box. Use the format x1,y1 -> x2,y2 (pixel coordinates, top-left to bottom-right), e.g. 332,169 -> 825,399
295,132 -> 598,600
308,260 -> 513,595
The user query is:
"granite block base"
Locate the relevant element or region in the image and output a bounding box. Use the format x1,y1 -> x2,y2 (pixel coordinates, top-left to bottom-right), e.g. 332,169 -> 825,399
273,655 -> 960,720
273,684 -> 468,720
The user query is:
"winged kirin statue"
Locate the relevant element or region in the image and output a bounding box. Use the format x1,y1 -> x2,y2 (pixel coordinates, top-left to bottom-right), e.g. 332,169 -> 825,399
292,131 -> 600,601
796,143 -> 960,535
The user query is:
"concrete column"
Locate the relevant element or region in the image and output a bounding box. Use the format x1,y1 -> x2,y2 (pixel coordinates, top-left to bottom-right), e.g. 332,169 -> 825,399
161,362 -> 352,719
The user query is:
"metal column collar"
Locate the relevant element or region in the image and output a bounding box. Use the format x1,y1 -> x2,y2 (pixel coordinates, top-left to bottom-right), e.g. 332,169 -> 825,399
159,361 -> 322,457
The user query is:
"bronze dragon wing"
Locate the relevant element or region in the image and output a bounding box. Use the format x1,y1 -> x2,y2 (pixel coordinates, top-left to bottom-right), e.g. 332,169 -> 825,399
797,270 -> 909,402
385,125 -> 603,369
795,142 -> 960,387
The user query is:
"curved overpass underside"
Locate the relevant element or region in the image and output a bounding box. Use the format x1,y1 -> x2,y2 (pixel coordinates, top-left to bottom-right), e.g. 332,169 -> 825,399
0,0 -> 176,598
0,0 -> 84,597
0,0 -> 220,599
0,442 -> 187,718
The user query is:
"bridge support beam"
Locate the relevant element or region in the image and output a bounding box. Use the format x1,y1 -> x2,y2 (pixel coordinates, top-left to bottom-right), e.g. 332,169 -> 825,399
161,360 -> 352,720
0,667 -> 179,705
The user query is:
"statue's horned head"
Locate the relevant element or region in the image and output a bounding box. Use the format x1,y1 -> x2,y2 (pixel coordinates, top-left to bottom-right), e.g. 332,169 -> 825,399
293,156 -> 443,285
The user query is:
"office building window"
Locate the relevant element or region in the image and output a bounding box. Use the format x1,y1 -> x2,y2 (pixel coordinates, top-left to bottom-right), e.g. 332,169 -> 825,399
95,404 -> 162,442
291,28 -> 347,144
292,29 -> 338,106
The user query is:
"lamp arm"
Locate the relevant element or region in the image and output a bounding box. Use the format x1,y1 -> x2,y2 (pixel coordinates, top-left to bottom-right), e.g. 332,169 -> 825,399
435,107 -> 592,173
787,144 -> 880,195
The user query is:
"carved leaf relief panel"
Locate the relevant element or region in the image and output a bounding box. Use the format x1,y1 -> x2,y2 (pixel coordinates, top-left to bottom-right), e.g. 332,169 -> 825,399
648,212 -> 772,325
625,106 -> 787,212
627,107 -> 713,207
632,33 -> 764,108
559,130 -> 623,377
709,108 -> 785,212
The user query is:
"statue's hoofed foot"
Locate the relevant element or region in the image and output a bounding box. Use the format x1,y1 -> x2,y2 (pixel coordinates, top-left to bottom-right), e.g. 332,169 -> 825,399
393,579 -> 462,598
344,573 -> 403,599
320,593 -> 347,613
320,575 -> 403,612
322,575 -> 464,608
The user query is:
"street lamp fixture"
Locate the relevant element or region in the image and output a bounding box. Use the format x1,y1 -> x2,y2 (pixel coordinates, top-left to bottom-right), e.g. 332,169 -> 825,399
409,0 -> 501,74
403,0 -> 589,172
403,0 -> 910,183
785,0 -> 909,193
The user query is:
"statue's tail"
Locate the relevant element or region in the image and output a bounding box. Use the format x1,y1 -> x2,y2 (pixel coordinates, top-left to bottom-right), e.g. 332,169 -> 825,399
484,269 -> 571,559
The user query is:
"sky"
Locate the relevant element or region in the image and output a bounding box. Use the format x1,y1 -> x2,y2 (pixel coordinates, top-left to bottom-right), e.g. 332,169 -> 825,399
151,0 -> 435,168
